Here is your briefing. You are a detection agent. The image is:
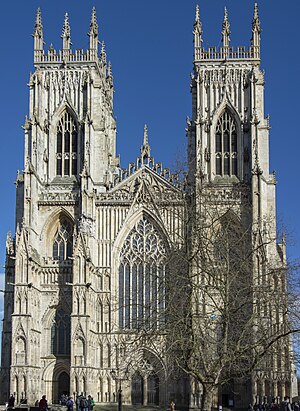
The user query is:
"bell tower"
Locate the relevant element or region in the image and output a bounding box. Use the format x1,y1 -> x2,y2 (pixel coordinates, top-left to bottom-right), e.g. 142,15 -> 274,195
187,2 -> 277,237
188,4 -> 269,189
0,8 -> 120,404
186,5 -> 295,407
28,7 -> 118,190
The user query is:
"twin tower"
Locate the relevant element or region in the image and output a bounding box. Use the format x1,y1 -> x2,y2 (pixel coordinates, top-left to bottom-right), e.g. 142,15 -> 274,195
0,4 -> 295,409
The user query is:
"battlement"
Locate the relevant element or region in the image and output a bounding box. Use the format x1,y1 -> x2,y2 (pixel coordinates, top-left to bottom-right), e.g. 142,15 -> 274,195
34,48 -> 99,64
194,45 -> 260,62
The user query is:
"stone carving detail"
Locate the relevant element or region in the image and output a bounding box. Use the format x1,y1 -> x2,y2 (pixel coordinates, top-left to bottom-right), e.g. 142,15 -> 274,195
38,191 -> 79,204
79,215 -> 96,237
6,232 -> 15,256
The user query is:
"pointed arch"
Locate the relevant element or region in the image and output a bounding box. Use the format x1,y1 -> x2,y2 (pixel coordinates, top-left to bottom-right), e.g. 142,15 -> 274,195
212,210 -> 249,288
52,104 -> 79,177
115,214 -> 168,331
212,96 -> 242,179
41,208 -> 74,260
51,307 -> 71,356
113,208 -> 171,257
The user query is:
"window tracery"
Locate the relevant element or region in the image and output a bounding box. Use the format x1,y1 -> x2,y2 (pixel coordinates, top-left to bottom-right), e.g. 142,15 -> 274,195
51,308 -> 71,356
52,220 -> 73,260
119,218 -> 167,330
56,111 -> 78,176
215,110 -> 238,177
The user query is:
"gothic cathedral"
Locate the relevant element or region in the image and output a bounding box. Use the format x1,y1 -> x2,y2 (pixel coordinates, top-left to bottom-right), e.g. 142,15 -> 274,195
0,5 -> 297,410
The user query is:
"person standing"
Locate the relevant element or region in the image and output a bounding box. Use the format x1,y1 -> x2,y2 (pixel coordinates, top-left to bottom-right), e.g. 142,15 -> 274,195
66,397 -> 74,411
39,395 -> 48,411
7,395 -> 15,410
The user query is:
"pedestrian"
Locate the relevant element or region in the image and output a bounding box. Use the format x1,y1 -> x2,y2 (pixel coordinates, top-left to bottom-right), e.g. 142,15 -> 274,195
79,396 -> 88,411
87,396 -> 94,411
170,400 -> 176,411
39,395 -> 48,411
66,397 -> 74,411
280,397 -> 292,411
7,395 -> 15,409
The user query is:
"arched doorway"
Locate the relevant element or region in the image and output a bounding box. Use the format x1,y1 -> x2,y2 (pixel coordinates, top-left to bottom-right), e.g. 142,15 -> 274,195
131,372 -> 143,405
58,372 -> 70,399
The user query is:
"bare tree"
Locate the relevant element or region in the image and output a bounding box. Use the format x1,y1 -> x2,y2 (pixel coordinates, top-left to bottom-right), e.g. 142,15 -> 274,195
162,185 -> 300,411
114,180 -> 300,411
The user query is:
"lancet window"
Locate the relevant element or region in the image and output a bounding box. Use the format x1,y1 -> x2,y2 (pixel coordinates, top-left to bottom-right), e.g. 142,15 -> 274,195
51,308 -> 71,356
53,220 -> 73,260
215,111 -> 238,177
56,111 -> 78,176
119,218 -> 167,330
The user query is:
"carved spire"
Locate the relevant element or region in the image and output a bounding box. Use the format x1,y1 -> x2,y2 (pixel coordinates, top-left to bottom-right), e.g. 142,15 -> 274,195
100,40 -> 107,65
89,7 -> 99,57
222,7 -> 231,48
61,13 -> 71,51
193,4 -> 203,58
33,8 -> 44,59
251,3 -> 261,57
140,124 -> 151,159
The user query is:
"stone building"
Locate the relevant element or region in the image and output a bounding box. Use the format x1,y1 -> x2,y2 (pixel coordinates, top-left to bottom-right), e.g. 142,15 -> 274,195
0,5 -> 297,409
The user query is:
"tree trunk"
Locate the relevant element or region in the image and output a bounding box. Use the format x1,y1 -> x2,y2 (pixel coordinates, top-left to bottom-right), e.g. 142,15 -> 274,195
201,385 -> 215,411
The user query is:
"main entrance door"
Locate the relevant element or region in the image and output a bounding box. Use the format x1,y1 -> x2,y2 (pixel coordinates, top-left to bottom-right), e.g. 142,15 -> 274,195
131,372 -> 143,405
58,372 -> 70,399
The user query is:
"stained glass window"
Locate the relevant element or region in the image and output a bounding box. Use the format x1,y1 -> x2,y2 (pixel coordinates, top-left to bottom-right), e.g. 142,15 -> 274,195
119,218 -> 167,330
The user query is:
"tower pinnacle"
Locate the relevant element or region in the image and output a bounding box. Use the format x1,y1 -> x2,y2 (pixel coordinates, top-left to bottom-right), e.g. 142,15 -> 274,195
251,3 -> 261,58
89,7 -> 99,57
193,4 -> 203,57
222,7 -> 231,48
61,13 -> 71,51
141,124 -> 151,159
33,8 -> 44,59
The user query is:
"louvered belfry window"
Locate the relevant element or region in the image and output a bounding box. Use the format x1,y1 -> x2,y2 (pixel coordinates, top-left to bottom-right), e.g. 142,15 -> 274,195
215,111 -> 238,177
56,111 -> 78,176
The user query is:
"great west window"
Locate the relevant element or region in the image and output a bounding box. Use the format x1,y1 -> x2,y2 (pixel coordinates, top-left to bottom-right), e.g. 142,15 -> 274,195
119,218 -> 167,330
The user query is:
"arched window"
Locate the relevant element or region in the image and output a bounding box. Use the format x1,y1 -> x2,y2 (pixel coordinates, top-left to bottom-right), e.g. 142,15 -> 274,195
51,308 -> 71,356
215,111 -> 238,177
56,111 -> 78,176
53,220 -> 73,260
119,218 -> 167,330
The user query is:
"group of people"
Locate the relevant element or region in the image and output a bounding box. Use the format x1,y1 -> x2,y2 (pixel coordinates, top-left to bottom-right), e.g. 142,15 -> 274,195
6,393 -> 95,411
248,397 -> 297,411
75,394 -> 95,411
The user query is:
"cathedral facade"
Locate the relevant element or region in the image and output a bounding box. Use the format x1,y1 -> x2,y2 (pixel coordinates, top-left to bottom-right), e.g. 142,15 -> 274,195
0,5 -> 297,409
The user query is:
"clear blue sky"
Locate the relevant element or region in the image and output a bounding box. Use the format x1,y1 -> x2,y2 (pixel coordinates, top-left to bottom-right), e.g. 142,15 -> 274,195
0,0 -> 299,345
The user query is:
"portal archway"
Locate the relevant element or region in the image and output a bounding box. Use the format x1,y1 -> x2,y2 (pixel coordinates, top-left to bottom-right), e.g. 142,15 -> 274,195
58,372 -> 70,399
